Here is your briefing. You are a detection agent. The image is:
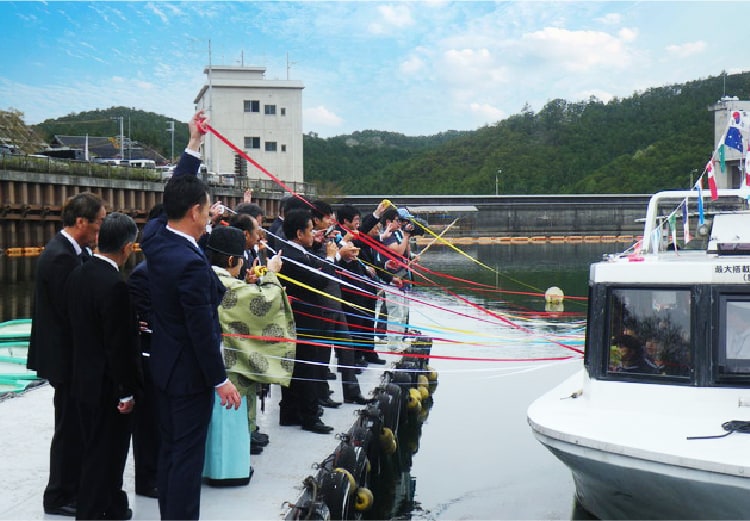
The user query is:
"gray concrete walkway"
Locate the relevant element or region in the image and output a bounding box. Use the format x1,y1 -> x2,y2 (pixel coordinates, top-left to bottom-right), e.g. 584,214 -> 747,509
0,359 -> 387,520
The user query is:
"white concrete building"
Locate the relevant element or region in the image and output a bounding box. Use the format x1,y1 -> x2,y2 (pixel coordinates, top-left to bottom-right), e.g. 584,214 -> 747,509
194,66 -> 304,184
709,96 -> 750,189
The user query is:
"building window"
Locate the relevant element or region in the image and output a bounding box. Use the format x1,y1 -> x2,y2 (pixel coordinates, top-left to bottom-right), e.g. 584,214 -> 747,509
281,107 -> 286,116
244,100 -> 260,113
265,141 -> 278,152
244,137 -> 260,149
281,144 -> 287,152
264,104 -> 277,115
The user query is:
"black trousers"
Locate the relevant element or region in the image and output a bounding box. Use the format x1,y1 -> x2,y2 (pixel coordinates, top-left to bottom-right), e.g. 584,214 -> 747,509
155,389 -> 213,520
76,395 -> 132,520
44,382 -> 82,509
281,335 -> 325,424
133,354 -> 159,491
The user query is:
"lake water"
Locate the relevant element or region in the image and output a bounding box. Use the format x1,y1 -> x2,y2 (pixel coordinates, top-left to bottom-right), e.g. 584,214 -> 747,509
0,241 -> 626,519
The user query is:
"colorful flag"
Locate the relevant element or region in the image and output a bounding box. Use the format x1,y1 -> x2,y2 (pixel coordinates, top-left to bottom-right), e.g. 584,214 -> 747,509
694,179 -> 705,225
681,200 -> 690,244
725,126 -> 744,152
668,212 -> 677,251
720,144 -> 726,172
706,160 -> 718,200
745,145 -> 750,186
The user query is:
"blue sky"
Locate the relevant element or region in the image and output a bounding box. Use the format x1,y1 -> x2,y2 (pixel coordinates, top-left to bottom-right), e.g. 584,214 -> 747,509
1,1 -> 748,138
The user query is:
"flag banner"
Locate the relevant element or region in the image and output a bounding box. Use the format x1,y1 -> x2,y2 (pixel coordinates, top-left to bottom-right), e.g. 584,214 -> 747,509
695,181 -> 705,225
720,144 -> 726,172
725,126 -> 744,152
681,200 -> 690,244
745,146 -> 750,186
669,212 -> 677,250
706,160 -> 718,200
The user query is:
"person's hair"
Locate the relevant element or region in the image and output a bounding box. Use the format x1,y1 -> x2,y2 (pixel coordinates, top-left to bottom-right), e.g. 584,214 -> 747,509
234,203 -> 264,221
311,200 -> 333,222
284,196 -> 309,214
61,192 -> 104,226
283,209 -> 312,240
337,204 -> 360,225
229,213 -> 256,233
97,212 -> 138,254
279,195 -> 294,216
613,334 -> 643,352
380,208 -> 399,225
163,176 -> 209,220
147,203 -> 164,221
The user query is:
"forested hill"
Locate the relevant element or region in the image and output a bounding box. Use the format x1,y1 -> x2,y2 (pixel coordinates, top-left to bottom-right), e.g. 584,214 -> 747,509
22,71 -> 750,195
306,71 -> 750,195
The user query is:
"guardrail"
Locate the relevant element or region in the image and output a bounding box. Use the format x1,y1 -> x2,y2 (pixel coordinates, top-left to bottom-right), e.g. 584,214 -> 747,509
0,155 -> 317,196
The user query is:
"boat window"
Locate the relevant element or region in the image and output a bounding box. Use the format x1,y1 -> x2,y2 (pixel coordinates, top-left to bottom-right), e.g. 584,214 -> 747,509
717,297 -> 750,376
606,288 -> 692,378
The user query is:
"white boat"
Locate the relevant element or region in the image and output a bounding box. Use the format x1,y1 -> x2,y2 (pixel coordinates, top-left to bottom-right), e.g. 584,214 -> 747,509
528,187 -> 750,519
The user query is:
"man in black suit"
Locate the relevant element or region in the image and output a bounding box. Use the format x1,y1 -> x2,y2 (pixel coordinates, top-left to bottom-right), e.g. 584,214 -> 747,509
67,212 -> 142,520
279,209 -> 336,433
140,110 -> 241,520
27,192 -> 106,517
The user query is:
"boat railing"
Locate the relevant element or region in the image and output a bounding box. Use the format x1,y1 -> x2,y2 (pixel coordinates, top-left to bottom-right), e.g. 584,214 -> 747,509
641,189 -> 749,253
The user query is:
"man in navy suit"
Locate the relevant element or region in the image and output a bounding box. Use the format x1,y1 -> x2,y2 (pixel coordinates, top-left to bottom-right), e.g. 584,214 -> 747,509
67,212 -> 142,520
27,192 -> 106,517
141,110 -> 241,520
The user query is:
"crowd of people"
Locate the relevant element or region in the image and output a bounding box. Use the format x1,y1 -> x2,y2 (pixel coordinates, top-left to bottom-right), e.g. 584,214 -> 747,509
27,110 -> 423,520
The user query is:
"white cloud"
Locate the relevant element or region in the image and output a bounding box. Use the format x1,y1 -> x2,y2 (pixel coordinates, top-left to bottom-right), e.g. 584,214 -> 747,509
146,2 -> 169,25
469,103 -> 505,122
378,5 -> 414,28
304,106 -> 343,128
134,80 -> 155,90
666,41 -> 706,58
368,4 -> 414,34
522,26 -> 635,71
400,55 -> 425,75
597,13 -> 622,25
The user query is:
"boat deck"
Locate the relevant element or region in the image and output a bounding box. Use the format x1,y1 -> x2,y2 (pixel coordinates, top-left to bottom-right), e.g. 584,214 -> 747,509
528,370 -> 750,477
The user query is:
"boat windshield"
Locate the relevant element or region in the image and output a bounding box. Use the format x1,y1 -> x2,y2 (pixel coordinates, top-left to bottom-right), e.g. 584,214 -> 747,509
717,296 -> 750,376
606,288 -> 692,377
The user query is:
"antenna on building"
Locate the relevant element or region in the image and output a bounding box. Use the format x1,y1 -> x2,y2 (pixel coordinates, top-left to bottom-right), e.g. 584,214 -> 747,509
286,52 -> 297,80
207,39 -> 214,173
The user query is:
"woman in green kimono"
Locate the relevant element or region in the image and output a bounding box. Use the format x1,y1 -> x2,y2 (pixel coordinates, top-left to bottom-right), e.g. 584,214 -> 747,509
204,226 -> 295,482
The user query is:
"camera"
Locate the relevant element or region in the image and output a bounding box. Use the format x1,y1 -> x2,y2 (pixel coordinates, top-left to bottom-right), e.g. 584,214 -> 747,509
399,218 -> 425,236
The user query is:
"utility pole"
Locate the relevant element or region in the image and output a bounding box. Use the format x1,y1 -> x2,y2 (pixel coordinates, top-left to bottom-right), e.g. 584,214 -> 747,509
111,116 -> 124,161
167,120 -> 175,164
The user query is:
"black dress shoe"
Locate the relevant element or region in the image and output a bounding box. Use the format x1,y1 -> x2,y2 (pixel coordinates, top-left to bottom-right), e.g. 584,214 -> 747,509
135,484 -> 159,498
366,356 -> 386,365
102,507 -> 133,520
250,443 -> 264,455
326,371 -> 337,380
44,502 -> 77,517
354,359 -> 368,367
344,394 -> 374,405
318,397 -> 342,408
251,430 -> 269,446
301,419 -> 334,434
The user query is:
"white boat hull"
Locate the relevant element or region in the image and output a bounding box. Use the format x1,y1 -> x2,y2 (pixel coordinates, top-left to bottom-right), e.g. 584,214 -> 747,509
528,369 -> 750,519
